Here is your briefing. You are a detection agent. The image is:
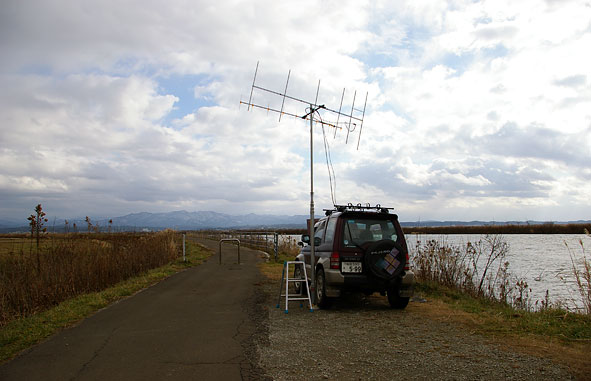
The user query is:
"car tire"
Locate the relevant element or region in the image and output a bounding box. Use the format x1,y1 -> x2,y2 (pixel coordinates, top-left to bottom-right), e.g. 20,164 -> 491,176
315,268 -> 332,309
293,263 -> 303,295
387,286 -> 410,309
365,239 -> 406,281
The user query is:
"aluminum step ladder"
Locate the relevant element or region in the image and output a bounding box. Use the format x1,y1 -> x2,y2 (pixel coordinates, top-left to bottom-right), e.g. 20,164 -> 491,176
276,261 -> 313,313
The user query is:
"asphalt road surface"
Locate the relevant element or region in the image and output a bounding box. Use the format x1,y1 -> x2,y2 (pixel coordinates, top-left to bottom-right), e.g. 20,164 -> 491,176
0,238 -> 268,381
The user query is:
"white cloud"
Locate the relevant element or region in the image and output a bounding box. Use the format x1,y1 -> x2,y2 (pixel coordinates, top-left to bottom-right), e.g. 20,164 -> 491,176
1,0 -> 591,222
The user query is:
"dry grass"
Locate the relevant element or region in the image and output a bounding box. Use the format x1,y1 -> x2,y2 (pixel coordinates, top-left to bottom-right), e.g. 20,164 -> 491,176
0,238 -> 211,363
277,236 -> 301,259
0,231 -> 182,326
566,230 -> 591,314
411,235 -> 544,311
0,237 -> 53,255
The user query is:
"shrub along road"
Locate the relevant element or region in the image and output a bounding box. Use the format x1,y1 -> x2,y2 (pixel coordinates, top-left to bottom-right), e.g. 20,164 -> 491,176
0,238 -> 269,381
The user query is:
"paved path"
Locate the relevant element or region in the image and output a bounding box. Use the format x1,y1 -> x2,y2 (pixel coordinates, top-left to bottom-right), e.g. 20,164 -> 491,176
0,239 -> 268,381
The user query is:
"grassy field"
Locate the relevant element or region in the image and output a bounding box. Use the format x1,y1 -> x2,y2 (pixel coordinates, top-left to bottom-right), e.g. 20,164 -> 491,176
0,236 -> 55,255
0,233 -> 212,363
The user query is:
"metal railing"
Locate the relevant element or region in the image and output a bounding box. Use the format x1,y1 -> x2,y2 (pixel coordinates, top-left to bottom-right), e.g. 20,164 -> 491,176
198,230 -> 279,260
219,238 -> 241,264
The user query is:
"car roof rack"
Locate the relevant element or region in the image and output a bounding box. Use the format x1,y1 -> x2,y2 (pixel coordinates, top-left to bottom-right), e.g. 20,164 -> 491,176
324,203 -> 394,215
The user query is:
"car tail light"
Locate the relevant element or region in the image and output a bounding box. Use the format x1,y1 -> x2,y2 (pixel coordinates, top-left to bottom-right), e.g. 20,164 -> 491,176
404,251 -> 410,271
330,252 -> 340,269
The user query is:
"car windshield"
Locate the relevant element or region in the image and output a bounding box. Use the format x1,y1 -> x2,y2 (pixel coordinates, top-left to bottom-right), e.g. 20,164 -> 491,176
342,218 -> 397,247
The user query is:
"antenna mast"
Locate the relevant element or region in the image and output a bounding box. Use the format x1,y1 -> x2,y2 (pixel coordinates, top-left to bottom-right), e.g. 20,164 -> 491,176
240,62 -> 368,305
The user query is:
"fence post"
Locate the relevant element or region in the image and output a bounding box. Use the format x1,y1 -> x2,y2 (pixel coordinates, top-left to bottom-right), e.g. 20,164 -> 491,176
274,233 -> 278,261
182,233 -> 186,262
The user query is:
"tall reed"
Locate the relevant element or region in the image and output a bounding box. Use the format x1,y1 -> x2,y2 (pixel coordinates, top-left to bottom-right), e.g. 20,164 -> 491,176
566,230 -> 591,314
411,234 -> 537,311
0,230 -> 180,325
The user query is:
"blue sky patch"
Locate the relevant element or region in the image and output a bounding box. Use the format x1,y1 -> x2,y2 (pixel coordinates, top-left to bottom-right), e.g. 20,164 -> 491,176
440,51 -> 474,76
481,43 -> 509,60
157,73 -> 215,124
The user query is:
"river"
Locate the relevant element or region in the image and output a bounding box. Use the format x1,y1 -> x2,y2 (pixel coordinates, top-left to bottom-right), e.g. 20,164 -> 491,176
281,233 -> 590,311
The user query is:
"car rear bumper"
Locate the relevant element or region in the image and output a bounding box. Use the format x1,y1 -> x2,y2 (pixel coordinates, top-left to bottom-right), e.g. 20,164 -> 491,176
324,268 -> 415,297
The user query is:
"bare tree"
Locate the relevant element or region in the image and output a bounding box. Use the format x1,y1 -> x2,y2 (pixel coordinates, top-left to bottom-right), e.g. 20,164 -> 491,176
85,216 -> 92,233
27,204 -> 48,249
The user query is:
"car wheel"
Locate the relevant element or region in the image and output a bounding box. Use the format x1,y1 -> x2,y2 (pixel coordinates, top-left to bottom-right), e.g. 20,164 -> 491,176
293,263 -> 303,295
315,268 -> 331,309
387,286 -> 409,309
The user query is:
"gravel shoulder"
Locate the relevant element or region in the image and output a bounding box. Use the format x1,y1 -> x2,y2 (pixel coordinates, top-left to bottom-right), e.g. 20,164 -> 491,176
254,274 -> 575,380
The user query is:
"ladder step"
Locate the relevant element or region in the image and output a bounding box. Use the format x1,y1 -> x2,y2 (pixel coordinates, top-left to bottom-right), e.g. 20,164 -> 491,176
277,261 -> 313,313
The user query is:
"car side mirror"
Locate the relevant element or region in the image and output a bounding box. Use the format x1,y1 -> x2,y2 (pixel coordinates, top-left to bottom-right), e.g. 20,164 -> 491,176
301,234 -> 321,246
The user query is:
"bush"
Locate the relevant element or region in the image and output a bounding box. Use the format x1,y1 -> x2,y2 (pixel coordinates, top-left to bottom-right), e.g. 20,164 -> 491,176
411,234 -> 537,311
0,231 -> 180,325
566,230 -> 591,314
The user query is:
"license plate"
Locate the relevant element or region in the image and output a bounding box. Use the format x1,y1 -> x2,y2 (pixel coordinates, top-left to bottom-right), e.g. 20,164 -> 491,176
342,261 -> 362,273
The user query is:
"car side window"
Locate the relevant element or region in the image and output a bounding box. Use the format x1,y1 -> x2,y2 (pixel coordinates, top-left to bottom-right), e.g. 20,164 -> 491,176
323,216 -> 338,244
314,220 -> 326,241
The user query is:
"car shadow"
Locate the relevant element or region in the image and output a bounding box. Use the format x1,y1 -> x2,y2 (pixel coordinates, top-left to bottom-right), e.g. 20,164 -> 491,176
326,292 -> 396,311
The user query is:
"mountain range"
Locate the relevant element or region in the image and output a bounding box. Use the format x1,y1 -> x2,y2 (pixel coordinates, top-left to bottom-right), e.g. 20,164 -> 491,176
105,210 -> 310,230
2,210 -> 590,233
0,210 -> 311,232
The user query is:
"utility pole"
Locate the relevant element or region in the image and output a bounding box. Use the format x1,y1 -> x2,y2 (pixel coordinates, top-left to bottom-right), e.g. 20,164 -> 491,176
303,103 -> 324,303
240,62 -> 367,306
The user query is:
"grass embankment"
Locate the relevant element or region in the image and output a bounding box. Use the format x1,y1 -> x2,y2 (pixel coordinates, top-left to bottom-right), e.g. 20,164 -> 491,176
218,222 -> 591,235
406,222 -> 591,234
0,234 -> 212,363
414,282 -> 591,378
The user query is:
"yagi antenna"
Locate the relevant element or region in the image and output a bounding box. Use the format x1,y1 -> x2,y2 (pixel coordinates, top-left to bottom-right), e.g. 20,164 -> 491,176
239,61 -> 369,305
278,70 -> 290,122
240,61 -> 368,142
334,88 -> 345,139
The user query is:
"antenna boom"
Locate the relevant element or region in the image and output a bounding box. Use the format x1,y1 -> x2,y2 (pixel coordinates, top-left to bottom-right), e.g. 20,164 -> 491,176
242,62 -> 367,147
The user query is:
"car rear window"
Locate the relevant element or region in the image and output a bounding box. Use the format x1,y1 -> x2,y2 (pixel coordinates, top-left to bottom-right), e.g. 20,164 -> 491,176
342,218 -> 397,247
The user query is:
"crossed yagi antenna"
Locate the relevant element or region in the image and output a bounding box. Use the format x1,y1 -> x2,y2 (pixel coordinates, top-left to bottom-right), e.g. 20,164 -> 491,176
239,61 -> 368,150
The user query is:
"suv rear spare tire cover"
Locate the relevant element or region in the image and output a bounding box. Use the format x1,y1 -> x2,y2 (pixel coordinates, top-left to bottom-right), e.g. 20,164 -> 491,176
364,239 -> 406,280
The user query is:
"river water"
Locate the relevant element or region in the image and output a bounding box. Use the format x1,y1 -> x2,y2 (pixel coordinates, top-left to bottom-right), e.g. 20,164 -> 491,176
281,233 -> 590,311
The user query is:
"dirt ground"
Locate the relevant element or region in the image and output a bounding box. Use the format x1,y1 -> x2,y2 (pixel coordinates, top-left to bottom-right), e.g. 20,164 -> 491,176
250,267 -> 583,380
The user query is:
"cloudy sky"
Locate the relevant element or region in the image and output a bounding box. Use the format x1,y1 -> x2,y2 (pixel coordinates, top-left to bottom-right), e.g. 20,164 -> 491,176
1,0 -> 590,223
